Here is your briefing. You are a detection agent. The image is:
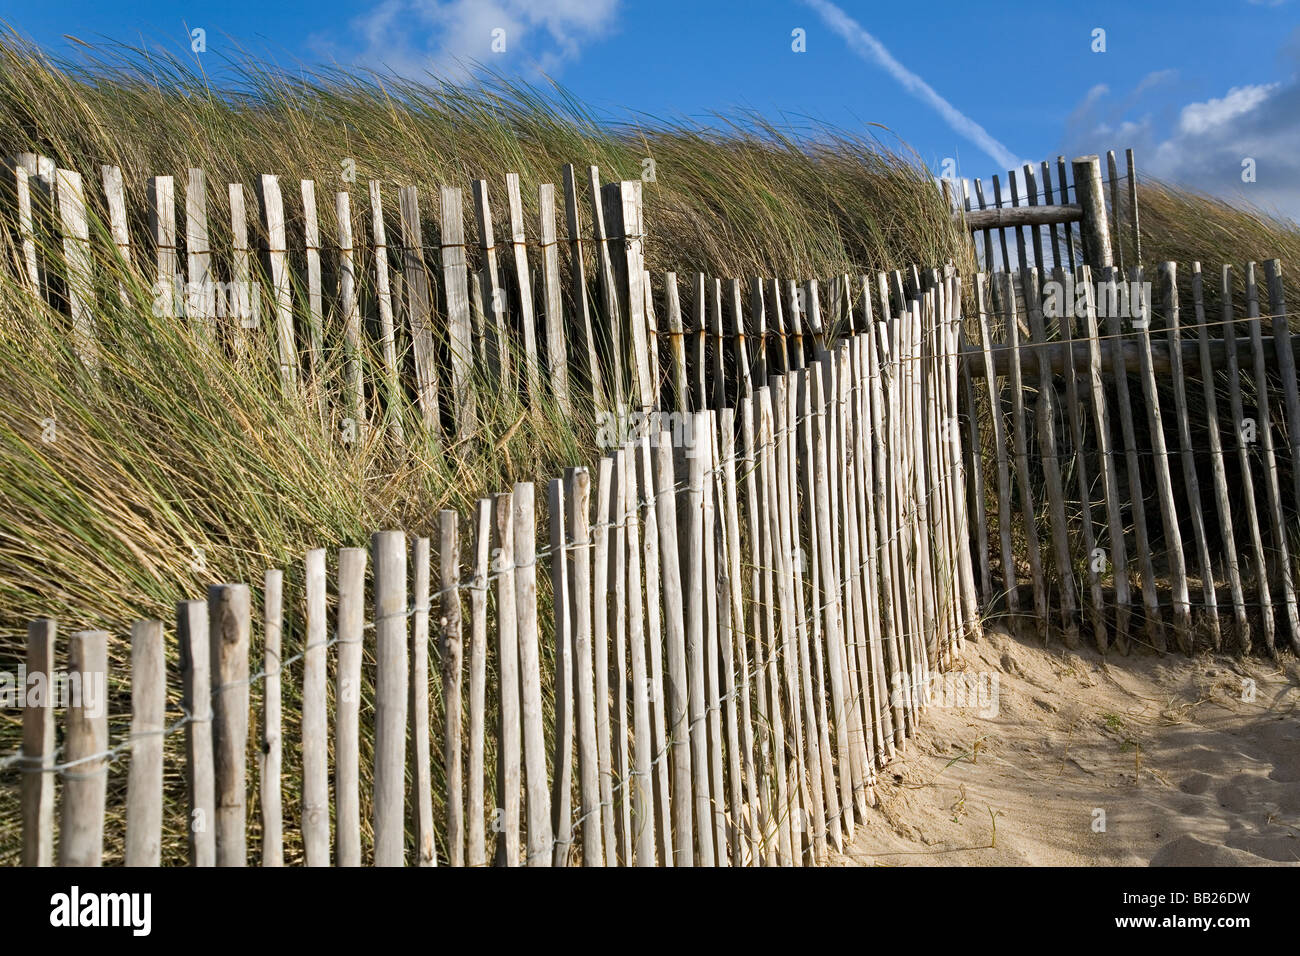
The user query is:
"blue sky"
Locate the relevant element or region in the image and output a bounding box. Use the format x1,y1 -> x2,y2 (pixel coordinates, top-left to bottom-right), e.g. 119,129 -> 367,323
10,0 -> 1300,218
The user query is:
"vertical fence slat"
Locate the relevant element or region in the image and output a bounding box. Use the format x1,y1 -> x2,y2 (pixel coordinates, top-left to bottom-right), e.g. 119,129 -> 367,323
411,536 -> 436,866
692,274 -> 709,411
12,163 -> 41,291
1126,149 -> 1141,266
59,630 -> 109,867
515,483 -> 553,866
652,432 -> 694,866
209,583 -> 251,866
591,459 -> 617,864
619,181 -> 654,409
440,511 -> 466,866
473,180 -> 511,389
638,433 -> 674,864
261,570 -> 284,865
1106,151 -> 1125,272
256,174 -> 298,390
336,548 -> 366,867
21,620 -> 56,866
808,366 -> 855,841
228,184 -> 253,359
101,165 -> 131,305
681,411 -> 717,865
300,179 -> 325,375
610,453 -> 632,864
700,414 -> 730,864
783,375 -> 828,860
493,494 -> 522,867
547,482 -> 575,866
566,466 -> 605,865
666,273 -> 690,411
719,409 -> 757,863
587,168 -> 623,407
741,396 -> 776,864
977,277 -> 1013,616
185,168 -> 213,342
55,168 -> 96,371
178,601 -> 215,867
399,187 -> 442,433
505,173 -> 543,408
303,549 -> 330,865
468,501 -> 492,866
835,346 -> 876,805
562,164 -> 604,409
373,530 -> 409,866
1079,269 -> 1130,653
622,446 -> 656,865
710,280 -> 727,410
368,181 -> 404,444
538,184 -> 572,416
336,192 -> 366,436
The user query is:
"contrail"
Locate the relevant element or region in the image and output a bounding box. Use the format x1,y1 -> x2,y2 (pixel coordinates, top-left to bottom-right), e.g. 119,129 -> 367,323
802,0 -> 1021,171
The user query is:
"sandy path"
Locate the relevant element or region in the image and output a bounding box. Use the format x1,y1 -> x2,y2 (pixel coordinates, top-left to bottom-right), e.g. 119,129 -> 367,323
831,626 -> 1300,866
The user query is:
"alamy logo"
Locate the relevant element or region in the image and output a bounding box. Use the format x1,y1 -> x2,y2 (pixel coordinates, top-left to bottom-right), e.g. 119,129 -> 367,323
891,671 -> 1000,717
49,886 -> 151,936
0,666 -> 105,718
151,275 -> 261,326
596,410 -> 704,456
1041,276 -> 1151,325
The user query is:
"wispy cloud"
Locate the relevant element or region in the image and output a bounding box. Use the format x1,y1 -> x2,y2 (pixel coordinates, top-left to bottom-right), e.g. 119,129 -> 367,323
316,0 -> 619,80
1063,51 -> 1300,222
800,0 -> 1021,171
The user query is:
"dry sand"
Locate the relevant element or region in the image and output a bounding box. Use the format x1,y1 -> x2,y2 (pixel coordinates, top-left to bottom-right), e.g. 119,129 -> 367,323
832,625 -> 1300,866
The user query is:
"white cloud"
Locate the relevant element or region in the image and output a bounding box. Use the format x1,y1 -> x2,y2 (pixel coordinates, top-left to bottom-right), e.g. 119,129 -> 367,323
1177,83 -> 1279,135
800,0 -> 1022,171
1063,49 -> 1300,223
334,0 -> 619,79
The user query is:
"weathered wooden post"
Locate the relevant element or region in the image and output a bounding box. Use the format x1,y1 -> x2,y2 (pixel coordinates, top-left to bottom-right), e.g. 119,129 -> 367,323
1071,155 -> 1113,271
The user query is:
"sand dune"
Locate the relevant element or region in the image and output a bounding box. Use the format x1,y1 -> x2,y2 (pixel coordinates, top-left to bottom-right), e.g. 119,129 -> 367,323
833,624 -> 1300,866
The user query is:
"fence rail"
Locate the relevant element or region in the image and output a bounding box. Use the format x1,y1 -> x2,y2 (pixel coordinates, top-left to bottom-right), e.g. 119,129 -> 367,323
951,149 -> 1141,276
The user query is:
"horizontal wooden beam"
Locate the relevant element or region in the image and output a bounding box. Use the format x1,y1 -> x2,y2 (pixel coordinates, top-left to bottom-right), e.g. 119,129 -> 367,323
962,335 -> 1299,380
959,204 -> 1082,231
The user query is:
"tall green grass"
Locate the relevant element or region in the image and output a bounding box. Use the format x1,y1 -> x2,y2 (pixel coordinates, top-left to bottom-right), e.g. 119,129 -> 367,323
0,31 -> 975,863
2,28 -> 1298,863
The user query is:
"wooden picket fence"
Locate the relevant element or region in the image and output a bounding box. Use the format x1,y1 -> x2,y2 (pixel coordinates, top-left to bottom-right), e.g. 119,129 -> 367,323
12,138 -> 1289,868
3,262 -> 979,865
2,151 -> 687,429
962,259 -> 1300,658
951,150 -> 1141,276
